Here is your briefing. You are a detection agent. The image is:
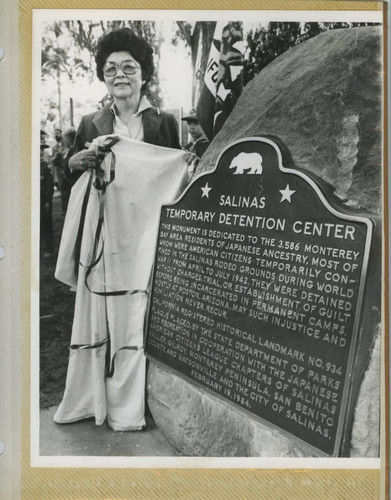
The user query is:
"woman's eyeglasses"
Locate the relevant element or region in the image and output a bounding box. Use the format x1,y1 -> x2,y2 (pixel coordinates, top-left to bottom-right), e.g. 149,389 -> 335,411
103,61 -> 141,77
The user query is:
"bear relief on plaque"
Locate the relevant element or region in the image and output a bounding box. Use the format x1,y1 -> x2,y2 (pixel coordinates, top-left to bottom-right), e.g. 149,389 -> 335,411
229,152 -> 263,175
146,136 -> 373,456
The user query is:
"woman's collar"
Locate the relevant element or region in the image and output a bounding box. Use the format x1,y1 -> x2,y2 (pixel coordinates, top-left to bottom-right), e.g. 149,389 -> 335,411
110,95 -> 152,117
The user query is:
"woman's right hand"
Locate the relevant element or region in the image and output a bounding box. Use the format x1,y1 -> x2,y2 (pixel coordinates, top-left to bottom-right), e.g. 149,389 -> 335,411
68,149 -> 103,172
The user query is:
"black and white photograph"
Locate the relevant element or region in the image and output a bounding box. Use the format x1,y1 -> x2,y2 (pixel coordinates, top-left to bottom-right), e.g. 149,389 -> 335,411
32,8 -> 385,466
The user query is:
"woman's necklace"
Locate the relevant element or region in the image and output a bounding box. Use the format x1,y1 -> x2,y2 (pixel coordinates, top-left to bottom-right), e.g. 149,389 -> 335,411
116,110 -> 143,140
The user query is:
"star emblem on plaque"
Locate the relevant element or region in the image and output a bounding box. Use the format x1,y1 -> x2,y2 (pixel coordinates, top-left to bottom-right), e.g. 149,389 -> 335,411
201,182 -> 212,198
279,184 -> 296,203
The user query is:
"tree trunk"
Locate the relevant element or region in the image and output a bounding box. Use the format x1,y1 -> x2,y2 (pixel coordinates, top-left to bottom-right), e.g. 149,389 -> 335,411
57,67 -> 62,130
70,97 -> 74,127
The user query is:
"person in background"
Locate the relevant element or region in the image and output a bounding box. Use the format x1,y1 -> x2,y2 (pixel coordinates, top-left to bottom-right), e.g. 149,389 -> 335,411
40,133 -> 54,258
181,108 -> 210,159
61,127 -> 76,213
51,128 -> 67,211
40,129 -> 51,164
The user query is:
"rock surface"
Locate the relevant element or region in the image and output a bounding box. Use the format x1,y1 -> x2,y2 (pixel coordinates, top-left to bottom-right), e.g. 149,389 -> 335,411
147,26 -> 382,457
199,26 -> 383,214
350,328 -> 381,457
147,363 -> 309,457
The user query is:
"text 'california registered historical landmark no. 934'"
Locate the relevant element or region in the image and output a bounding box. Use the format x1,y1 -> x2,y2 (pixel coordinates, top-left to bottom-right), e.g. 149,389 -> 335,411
146,137 -> 373,456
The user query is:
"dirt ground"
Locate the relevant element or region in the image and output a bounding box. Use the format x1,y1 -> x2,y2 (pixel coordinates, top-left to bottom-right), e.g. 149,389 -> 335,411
39,190 -> 74,409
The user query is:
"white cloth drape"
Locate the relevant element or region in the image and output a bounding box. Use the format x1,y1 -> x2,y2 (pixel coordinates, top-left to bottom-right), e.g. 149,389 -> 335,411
54,135 -> 189,430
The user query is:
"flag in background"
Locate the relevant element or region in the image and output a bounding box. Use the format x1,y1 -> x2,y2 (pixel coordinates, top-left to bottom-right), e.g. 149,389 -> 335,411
196,22 -> 245,141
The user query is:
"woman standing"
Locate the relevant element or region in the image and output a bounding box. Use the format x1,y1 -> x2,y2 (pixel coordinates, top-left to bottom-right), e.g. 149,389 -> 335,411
55,28 -> 188,431
68,28 -> 180,177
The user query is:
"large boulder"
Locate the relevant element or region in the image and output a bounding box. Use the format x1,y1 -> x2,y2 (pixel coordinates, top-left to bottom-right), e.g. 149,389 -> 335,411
199,26 -> 383,214
147,26 -> 382,457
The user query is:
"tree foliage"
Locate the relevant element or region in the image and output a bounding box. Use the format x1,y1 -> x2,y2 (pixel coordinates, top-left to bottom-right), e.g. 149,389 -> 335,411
64,20 -> 163,107
41,20 -> 164,130
40,20 -> 380,132
41,24 -> 90,81
243,22 -> 379,85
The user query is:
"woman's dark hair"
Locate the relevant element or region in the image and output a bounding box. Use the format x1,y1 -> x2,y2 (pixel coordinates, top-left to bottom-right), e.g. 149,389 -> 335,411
96,28 -> 154,85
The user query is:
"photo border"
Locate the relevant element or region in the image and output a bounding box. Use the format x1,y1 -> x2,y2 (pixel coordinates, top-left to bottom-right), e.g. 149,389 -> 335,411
17,1 -> 388,498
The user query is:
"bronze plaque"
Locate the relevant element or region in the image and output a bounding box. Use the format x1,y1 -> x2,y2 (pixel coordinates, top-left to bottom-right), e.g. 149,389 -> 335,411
146,137 -> 373,456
